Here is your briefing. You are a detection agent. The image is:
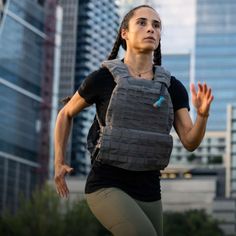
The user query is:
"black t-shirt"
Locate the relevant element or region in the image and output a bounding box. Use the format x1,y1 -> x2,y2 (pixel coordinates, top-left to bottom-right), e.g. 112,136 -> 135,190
78,65 -> 190,202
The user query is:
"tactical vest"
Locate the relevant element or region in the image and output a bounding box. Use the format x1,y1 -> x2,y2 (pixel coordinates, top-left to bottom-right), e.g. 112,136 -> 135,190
94,59 -> 174,171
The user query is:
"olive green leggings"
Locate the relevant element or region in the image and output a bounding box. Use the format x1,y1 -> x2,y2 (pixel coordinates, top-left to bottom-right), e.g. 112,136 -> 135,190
85,187 -> 163,236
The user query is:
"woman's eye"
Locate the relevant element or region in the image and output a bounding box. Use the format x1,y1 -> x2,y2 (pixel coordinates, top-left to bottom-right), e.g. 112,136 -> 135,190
154,23 -> 161,28
139,21 -> 146,26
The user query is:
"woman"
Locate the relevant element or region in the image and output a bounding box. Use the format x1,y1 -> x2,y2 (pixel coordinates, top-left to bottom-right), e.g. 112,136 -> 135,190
54,5 -> 213,236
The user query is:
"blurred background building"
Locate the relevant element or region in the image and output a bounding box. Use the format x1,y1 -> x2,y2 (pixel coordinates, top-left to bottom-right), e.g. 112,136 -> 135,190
211,104 -> 236,235
212,104 -> 236,233
50,0 -> 78,178
195,0 -> 236,131
226,104 -> 236,198
0,0 -> 60,213
57,0 -> 119,176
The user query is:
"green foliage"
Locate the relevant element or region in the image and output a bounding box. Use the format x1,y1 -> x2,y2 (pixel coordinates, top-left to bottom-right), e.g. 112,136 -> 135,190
0,184 -> 65,236
187,153 -> 197,162
0,184 -> 111,236
64,199 -> 111,236
208,155 -> 223,164
164,209 -> 225,236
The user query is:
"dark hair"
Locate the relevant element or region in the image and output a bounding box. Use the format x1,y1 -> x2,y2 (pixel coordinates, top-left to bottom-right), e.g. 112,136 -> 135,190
62,5 -> 161,105
107,5 -> 162,66
61,96 -> 71,105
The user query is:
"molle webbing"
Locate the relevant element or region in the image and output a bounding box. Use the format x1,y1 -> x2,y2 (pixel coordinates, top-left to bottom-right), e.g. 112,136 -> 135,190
96,59 -> 174,171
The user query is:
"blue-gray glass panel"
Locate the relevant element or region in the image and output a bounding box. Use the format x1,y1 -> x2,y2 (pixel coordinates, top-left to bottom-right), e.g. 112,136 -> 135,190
8,0 -> 44,31
0,16 -> 44,95
0,86 -> 41,160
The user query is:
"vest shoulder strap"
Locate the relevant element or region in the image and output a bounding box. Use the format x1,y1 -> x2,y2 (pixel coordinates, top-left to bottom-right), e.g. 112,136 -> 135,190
101,59 -> 129,83
102,59 -> 172,87
153,66 -> 171,88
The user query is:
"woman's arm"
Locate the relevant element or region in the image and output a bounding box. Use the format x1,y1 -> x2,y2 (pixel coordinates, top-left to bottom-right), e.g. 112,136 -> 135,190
174,82 -> 214,152
54,92 -> 90,198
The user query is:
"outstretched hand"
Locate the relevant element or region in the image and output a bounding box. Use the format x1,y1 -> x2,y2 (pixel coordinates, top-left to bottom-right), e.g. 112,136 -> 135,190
190,82 -> 214,117
54,164 -> 74,198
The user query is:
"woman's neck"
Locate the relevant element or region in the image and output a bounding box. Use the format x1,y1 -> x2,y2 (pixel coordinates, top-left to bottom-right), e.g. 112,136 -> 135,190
124,52 -> 153,70
124,51 -> 153,79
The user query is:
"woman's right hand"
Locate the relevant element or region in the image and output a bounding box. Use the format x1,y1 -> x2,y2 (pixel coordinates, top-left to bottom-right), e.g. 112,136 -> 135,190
54,93 -> 89,198
54,164 -> 74,198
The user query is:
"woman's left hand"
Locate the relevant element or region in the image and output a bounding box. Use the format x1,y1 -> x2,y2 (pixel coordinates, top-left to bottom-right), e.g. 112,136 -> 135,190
190,82 -> 214,116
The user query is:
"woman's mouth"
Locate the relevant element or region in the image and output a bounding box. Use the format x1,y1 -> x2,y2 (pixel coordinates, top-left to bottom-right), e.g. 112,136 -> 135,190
144,36 -> 156,41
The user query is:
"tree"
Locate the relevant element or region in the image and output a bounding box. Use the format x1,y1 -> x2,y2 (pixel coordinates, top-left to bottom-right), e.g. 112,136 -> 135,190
64,199 -> 111,236
0,184 -> 111,236
208,155 -> 223,164
0,184 -> 65,236
164,209 -> 225,236
187,153 -> 198,162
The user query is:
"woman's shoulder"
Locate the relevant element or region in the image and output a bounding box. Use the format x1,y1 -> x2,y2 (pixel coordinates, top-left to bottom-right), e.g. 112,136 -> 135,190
78,66 -> 115,104
169,76 -> 188,94
88,67 -> 113,81
170,76 -> 185,88
81,67 -> 115,90
169,76 -> 190,111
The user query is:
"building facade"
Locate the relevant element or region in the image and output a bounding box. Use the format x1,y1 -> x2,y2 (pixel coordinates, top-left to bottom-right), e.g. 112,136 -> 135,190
169,131 -> 226,168
226,104 -> 236,198
195,0 -> 236,131
0,0 -> 58,213
71,0 -> 119,175
212,105 -> 236,235
52,0 -> 79,178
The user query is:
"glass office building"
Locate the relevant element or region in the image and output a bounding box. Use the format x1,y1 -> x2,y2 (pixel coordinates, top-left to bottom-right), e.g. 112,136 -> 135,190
163,54 -> 191,91
58,0 -> 78,105
55,0 -> 78,176
196,0 -> 236,130
71,0 -> 119,175
0,0 -> 57,213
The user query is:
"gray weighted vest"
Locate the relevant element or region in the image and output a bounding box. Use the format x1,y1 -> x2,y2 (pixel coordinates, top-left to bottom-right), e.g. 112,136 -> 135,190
95,59 -> 174,171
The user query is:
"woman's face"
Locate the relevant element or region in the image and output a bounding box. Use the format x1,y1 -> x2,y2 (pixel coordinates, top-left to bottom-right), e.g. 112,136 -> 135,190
122,7 -> 161,53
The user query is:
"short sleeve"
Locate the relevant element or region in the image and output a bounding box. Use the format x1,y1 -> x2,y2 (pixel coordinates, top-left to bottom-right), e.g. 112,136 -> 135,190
78,69 -> 103,104
168,76 -> 190,112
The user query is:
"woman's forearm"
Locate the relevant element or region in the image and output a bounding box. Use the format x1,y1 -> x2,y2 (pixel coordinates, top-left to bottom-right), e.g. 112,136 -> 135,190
184,114 -> 208,151
54,109 -> 73,166
183,81 -> 213,151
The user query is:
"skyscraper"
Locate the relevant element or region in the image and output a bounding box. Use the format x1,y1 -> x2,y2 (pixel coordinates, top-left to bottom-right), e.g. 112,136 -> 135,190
195,0 -> 236,131
53,0 -> 78,178
70,0 -> 119,175
0,0 -> 58,213
226,104 -> 236,198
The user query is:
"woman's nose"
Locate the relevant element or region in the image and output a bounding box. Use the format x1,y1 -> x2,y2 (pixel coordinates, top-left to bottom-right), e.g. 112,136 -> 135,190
147,24 -> 154,33
147,28 -> 154,33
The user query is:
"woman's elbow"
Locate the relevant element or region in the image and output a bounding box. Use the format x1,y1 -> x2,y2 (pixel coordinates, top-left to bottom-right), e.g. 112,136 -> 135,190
185,146 -> 197,152
58,107 -> 73,120
183,142 -> 198,152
